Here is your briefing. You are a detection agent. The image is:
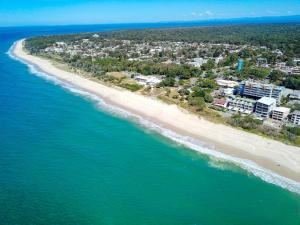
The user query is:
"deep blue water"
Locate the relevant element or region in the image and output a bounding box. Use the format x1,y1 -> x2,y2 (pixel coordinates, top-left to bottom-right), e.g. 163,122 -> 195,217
0,23 -> 300,225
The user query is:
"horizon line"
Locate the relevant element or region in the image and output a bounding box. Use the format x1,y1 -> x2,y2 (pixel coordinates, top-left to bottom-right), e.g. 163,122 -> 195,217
1,14 -> 300,29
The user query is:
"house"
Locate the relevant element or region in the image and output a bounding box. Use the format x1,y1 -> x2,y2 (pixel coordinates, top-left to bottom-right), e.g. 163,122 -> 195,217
134,75 -> 162,87
291,67 -> 300,75
294,58 -> 300,66
290,110 -> 300,125
289,93 -> 300,101
272,49 -> 283,56
272,107 -> 290,121
188,58 -> 206,68
213,98 -> 227,108
227,97 -> 256,114
257,57 -> 267,65
255,97 -> 276,118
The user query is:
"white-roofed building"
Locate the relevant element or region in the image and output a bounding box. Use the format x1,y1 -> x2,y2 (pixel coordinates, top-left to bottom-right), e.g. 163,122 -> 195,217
134,75 -> 162,87
272,107 -> 290,121
255,97 -> 276,118
227,97 -> 256,114
290,110 -> 300,125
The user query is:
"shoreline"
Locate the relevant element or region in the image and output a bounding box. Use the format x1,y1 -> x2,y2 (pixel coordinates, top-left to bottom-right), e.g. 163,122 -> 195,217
12,39 -> 300,192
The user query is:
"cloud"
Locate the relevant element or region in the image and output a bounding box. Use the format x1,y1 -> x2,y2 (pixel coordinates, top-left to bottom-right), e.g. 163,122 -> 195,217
190,10 -> 214,18
191,12 -> 197,17
204,10 -> 214,16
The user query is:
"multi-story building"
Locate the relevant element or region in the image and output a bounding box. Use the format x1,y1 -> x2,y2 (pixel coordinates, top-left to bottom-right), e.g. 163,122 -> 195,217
255,97 -> 276,118
272,107 -> 290,121
241,81 -> 284,104
290,110 -> 300,125
227,97 -> 256,114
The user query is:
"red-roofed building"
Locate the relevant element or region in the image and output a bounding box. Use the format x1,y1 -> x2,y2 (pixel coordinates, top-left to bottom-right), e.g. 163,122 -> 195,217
213,98 -> 227,108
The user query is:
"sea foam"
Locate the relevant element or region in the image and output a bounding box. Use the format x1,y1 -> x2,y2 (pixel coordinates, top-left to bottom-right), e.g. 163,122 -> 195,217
8,43 -> 300,195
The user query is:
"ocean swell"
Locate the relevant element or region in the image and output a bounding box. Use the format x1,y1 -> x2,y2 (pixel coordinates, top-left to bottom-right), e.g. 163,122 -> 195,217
8,42 -> 300,195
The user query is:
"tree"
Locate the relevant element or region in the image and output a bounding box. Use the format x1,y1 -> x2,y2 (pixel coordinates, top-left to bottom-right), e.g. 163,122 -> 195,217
284,76 -> 300,90
269,70 -> 285,84
201,59 -> 215,71
188,96 -> 206,111
204,93 -> 213,103
198,78 -> 218,90
248,67 -> 270,80
191,87 -> 206,98
160,77 -> 176,87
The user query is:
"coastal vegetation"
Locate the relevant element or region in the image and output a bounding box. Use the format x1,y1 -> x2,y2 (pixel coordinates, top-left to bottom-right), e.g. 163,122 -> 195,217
26,24 -> 300,57
23,23 -> 300,146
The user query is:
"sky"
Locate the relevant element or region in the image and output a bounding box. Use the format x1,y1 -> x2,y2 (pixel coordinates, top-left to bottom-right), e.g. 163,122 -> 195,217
0,0 -> 299,26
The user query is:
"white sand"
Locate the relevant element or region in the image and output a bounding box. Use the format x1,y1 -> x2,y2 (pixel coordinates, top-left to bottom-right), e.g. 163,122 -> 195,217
13,39 -> 300,183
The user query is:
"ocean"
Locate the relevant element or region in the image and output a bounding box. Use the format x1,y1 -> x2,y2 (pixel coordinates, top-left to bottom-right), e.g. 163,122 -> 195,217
0,24 -> 300,225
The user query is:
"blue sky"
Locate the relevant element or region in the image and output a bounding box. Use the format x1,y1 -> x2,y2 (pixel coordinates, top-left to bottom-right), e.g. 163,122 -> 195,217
0,0 -> 299,26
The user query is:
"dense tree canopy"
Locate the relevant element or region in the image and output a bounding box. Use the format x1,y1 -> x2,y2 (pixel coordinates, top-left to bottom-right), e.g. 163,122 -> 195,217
26,23 -> 300,57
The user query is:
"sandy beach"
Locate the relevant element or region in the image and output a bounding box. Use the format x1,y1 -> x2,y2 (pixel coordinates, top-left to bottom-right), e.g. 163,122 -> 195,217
13,39 -> 300,185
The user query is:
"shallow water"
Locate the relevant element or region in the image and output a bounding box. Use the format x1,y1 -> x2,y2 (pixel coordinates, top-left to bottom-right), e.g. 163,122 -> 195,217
0,25 -> 300,225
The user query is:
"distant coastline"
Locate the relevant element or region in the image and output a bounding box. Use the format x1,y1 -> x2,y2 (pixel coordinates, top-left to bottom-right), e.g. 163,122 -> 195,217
12,39 -> 300,193
1,15 -> 300,29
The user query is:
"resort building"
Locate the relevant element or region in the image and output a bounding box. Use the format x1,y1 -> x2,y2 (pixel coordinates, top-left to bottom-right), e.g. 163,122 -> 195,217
242,81 -> 284,104
255,97 -> 276,118
227,97 -> 256,114
272,107 -> 290,121
290,110 -> 300,125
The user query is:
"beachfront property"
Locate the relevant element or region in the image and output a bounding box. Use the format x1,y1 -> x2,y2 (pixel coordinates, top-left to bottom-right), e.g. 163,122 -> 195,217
213,98 -> 227,108
272,107 -> 290,121
241,81 -> 284,104
255,97 -> 276,118
134,74 -> 162,86
290,110 -> 300,125
227,97 -> 256,114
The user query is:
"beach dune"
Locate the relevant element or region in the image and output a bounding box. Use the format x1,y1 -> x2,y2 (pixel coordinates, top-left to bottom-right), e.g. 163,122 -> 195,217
13,40 -> 300,186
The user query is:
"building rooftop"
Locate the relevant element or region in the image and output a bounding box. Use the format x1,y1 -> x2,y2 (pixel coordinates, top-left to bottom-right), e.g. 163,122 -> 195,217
232,97 -> 256,103
257,97 -> 276,106
292,110 -> 300,116
273,107 -> 290,113
213,98 -> 227,105
243,81 -> 285,90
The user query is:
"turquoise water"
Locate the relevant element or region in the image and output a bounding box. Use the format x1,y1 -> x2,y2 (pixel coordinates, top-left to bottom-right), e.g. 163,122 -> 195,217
0,25 -> 300,225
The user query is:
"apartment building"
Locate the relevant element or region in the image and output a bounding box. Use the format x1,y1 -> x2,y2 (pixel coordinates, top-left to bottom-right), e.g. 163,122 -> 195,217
242,81 -> 284,104
255,97 -> 276,118
272,107 -> 290,121
227,97 -> 256,114
290,110 -> 300,125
